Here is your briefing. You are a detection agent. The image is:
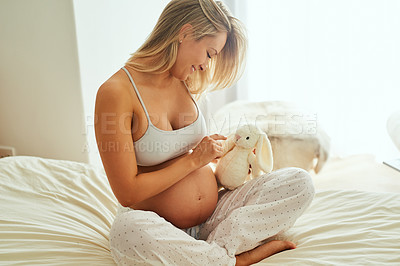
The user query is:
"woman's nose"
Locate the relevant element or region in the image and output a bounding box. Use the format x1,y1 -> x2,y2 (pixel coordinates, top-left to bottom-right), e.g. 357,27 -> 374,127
199,57 -> 210,71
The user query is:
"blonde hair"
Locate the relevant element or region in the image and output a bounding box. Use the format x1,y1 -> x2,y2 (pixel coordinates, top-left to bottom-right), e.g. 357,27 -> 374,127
126,0 -> 247,97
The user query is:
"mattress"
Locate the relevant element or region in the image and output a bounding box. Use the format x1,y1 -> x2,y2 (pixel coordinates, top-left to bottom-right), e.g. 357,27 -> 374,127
0,156 -> 399,265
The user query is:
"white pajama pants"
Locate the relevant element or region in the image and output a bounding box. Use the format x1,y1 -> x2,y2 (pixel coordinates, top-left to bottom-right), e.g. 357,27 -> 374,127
109,167 -> 315,265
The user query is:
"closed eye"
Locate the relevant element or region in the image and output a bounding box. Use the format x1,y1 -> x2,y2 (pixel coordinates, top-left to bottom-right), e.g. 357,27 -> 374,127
207,52 -> 211,59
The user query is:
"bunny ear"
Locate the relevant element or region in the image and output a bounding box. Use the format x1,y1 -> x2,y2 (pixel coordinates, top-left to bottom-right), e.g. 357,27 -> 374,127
255,133 -> 274,173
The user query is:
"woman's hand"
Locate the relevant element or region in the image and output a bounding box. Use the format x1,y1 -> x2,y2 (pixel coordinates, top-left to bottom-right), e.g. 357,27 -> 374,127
189,134 -> 227,168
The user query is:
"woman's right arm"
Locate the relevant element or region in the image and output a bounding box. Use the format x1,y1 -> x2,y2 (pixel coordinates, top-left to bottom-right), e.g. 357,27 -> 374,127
94,82 -> 225,207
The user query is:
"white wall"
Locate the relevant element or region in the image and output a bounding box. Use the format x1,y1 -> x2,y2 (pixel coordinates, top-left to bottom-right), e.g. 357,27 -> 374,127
244,0 -> 400,161
73,0 -> 169,166
0,0 -> 88,163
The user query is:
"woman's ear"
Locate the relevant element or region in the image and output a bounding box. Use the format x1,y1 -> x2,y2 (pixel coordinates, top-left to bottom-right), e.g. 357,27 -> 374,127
179,23 -> 193,42
255,134 -> 274,173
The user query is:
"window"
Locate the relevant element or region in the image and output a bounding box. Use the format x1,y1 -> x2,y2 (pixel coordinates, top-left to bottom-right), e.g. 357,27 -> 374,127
239,0 -> 400,160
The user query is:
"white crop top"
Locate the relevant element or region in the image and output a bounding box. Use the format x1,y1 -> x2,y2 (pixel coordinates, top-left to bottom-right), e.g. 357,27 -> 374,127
122,67 -> 207,166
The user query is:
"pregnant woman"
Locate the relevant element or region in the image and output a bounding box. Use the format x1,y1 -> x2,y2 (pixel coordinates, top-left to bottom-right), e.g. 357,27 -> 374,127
94,0 -> 314,265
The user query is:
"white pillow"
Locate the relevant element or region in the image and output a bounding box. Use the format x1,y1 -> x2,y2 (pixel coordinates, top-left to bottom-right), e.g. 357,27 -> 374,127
210,100 -> 331,173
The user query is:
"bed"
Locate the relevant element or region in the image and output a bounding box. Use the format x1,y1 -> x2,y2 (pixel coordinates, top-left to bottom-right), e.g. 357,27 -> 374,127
0,156 -> 117,265
1,155 -> 399,265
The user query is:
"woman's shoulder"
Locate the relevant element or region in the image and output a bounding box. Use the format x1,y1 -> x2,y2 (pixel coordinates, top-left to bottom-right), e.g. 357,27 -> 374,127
96,69 -> 135,111
99,68 -> 131,93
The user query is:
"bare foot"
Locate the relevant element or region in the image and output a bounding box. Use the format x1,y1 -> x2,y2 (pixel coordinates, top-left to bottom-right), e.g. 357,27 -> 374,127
235,240 -> 296,266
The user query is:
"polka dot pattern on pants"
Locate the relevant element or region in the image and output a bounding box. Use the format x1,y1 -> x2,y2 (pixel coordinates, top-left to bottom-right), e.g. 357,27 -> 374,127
109,167 -> 315,265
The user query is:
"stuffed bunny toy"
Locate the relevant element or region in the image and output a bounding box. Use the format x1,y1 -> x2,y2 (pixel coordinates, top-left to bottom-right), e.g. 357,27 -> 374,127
215,124 -> 274,190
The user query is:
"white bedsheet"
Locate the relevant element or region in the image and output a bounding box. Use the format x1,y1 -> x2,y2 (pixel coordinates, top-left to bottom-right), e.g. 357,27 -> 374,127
1,156 -> 399,265
0,156 -> 118,265
259,190 -> 400,265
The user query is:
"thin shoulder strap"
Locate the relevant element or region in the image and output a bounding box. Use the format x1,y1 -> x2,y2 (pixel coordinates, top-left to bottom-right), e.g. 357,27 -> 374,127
183,81 -> 195,101
121,67 -> 151,120
183,81 -> 201,113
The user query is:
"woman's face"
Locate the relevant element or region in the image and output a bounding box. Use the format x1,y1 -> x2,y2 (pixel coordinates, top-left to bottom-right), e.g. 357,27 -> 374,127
171,30 -> 227,81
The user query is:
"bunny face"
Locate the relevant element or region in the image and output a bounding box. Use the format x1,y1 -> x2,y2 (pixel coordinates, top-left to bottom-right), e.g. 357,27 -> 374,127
234,124 -> 263,149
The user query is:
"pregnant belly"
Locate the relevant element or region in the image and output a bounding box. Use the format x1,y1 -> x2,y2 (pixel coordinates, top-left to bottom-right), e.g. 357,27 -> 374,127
133,165 -> 219,229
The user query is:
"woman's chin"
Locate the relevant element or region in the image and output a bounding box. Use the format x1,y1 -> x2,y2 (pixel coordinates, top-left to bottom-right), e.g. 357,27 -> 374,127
172,73 -> 189,81
170,67 -> 193,81
181,74 -> 191,81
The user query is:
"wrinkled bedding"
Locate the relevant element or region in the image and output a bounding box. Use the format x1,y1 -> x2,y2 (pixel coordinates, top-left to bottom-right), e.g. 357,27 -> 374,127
259,190 -> 400,265
0,156 -> 399,265
0,156 -> 118,265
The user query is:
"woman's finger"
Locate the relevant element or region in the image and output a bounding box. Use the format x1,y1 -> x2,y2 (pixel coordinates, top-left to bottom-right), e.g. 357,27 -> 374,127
209,134 -> 227,140
211,158 -> 219,164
